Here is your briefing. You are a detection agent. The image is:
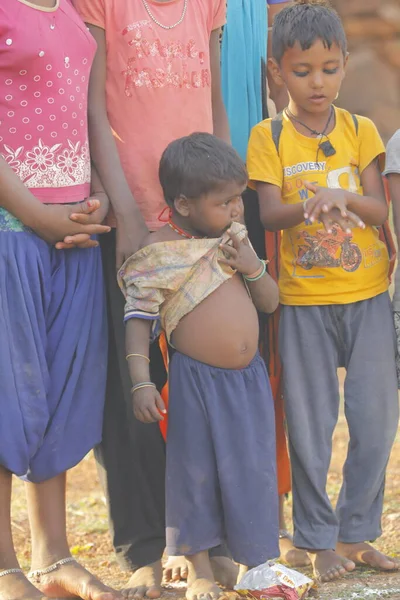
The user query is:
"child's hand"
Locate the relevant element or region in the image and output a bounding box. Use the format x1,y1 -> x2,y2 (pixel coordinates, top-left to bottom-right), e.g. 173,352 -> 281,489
132,387 -> 166,423
303,182 -> 365,229
219,229 -> 261,276
319,208 -> 359,234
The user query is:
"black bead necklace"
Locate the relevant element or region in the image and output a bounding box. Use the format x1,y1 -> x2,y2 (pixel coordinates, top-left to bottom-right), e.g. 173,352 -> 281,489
285,106 -> 336,162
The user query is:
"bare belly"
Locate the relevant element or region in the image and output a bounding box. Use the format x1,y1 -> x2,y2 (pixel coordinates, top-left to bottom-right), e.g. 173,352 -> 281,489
171,274 -> 259,369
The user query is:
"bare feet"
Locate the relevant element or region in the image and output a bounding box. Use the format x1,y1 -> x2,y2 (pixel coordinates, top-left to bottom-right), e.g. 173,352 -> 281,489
186,552 -> 228,600
309,549 -> 355,582
0,570 -> 47,600
210,557 -> 238,588
336,542 -> 400,571
123,561 -> 162,600
28,559 -> 122,600
279,531 -> 311,568
163,556 -> 238,589
186,578 -> 227,600
163,556 -> 188,582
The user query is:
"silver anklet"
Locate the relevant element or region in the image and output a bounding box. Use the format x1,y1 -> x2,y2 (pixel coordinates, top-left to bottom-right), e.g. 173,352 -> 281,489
28,557 -> 76,581
0,568 -> 23,578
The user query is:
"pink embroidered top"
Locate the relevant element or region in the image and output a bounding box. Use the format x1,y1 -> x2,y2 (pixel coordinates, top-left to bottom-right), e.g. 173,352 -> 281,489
73,0 -> 226,230
0,0 -> 96,204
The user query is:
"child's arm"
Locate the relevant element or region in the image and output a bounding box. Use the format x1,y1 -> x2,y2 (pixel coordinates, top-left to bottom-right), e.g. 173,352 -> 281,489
388,174 -> 400,246
256,181 -> 361,232
86,25 -> 148,266
210,28 -> 230,143
219,229 -> 279,313
125,318 -> 166,424
303,157 -> 387,226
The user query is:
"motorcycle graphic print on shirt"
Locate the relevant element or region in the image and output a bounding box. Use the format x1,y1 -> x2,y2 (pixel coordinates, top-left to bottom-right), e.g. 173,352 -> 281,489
296,226 -> 362,273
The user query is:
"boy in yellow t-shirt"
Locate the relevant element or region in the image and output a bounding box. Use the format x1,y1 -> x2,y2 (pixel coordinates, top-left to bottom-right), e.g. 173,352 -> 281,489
247,0 -> 399,585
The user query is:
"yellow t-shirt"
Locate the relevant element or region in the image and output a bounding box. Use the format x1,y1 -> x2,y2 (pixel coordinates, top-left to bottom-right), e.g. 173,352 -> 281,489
247,107 -> 388,305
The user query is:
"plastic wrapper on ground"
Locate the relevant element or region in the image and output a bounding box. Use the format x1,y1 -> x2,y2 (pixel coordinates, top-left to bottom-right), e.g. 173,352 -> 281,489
235,561 -> 314,600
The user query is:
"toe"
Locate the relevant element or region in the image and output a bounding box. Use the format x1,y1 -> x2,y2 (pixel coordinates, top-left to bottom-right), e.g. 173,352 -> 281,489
146,586 -> 162,599
172,567 -> 181,581
132,586 -> 146,599
343,559 -> 356,572
164,569 -> 172,582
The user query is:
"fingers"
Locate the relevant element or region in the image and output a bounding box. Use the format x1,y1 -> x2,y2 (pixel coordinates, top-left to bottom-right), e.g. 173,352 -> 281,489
55,238 -> 99,250
303,196 -> 320,220
155,392 -> 167,415
303,180 -> 318,194
77,197 -> 100,214
55,241 -> 99,250
307,198 -> 328,223
82,223 -> 111,235
226,228 -> 241,249
133,393 -> 164,423
218,257 -> 236,269
219,243 -> 238,259
134,407 -> 161,423
319,214 -> 336,234
70,213 -> 92,224
63,233 -> 92,245
343,210 -> 365,229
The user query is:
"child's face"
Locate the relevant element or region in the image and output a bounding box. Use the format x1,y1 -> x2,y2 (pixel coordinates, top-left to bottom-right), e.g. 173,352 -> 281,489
186,181 -> 246,238
271,39 -> 347,115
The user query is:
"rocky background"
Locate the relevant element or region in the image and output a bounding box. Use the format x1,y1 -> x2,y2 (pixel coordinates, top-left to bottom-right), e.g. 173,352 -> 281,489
332,0 -> 400,142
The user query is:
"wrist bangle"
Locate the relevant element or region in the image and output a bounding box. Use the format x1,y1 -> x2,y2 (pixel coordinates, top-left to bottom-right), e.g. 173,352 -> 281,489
126,353 -> 150,363
244,260 -> 263,280
244,260 -> 266,282
131,382 -> 156,394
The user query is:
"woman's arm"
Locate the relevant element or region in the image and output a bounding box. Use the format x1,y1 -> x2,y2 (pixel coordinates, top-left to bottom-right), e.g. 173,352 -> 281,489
86,24 -> 148,266
210,28 -> 230,143
0,156 -> 110,244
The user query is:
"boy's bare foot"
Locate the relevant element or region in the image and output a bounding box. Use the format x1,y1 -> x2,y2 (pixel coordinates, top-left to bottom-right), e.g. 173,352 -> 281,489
123,561 -> 162,599
336,542 -> 400,571
164,556 -> 238,588
210,557 -> 238,588
164,556 -> 188,582
309,550 -> 355,582
28,559 -> 122,600
186,551 -> 228,600
279,531 -> 311,568
186,578 -> 227,600
0,570 -> 47,600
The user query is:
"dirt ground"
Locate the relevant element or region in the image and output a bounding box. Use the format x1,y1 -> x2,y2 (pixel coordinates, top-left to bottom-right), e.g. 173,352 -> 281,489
11,378 -> 400,600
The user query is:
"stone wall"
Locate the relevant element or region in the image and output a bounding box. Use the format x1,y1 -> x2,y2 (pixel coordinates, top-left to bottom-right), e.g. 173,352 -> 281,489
332,0 -> 400,142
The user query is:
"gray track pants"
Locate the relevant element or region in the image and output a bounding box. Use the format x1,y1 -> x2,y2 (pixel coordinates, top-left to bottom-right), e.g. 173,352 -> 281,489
279,292 -> 399,550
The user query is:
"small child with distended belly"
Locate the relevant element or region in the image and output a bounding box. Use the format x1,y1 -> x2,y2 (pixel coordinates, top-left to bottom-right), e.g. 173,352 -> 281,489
118,132 -> 280,600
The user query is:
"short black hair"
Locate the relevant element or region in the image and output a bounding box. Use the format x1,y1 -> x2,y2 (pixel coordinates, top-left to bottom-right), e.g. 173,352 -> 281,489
272,0 -> 347,64
159,132 -> 248,206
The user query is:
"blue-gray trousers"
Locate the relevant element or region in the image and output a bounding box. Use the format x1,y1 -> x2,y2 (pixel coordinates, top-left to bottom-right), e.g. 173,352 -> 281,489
279,292 -> 399,550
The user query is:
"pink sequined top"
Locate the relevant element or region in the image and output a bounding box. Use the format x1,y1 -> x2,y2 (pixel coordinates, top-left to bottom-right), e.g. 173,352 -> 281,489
0,0 -> 96,204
